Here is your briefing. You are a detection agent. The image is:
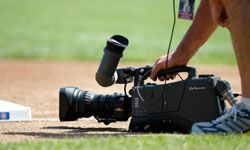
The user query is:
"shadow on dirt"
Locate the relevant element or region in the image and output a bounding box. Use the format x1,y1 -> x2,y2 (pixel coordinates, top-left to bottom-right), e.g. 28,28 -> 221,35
3,126 -> 138,139
43,126 -> 127,132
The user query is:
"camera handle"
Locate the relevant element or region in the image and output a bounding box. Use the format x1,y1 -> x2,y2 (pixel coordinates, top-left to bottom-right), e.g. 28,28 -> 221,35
134,66 -> 197,86
116,66 -> 197,86
156,66 -> 197,80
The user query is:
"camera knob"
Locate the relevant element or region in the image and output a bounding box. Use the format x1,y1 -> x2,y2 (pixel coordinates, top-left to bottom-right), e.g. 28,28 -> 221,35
139,69 -> 144,74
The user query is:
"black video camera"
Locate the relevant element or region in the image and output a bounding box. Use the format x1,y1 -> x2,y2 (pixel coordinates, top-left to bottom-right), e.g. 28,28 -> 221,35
59,35 -> 232,133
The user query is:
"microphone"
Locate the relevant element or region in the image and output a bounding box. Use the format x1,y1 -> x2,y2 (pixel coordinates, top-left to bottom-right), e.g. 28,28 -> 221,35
95,35 -> 129,87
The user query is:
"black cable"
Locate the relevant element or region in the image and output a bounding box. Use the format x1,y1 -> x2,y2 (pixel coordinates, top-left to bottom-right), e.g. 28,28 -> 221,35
124,80 -> 128,96
165,0 -> 176,73
160,0 -> 177,103
139,0 -> 179,107
177,73 -> 184,80
138,0 -> 179,106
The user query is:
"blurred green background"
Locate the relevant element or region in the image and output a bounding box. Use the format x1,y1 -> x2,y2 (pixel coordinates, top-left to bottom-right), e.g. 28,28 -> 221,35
0,0 -> 236,64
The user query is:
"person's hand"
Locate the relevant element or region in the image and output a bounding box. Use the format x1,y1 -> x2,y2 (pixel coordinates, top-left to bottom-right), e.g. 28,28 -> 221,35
150,52 -> 188,81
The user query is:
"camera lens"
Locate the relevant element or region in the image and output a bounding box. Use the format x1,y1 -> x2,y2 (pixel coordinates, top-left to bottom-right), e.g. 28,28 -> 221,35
59,87 -> 131,124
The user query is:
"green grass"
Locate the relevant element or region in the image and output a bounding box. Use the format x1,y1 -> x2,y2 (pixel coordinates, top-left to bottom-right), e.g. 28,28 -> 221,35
0,0 -> 236,64
1,134 -> 250,150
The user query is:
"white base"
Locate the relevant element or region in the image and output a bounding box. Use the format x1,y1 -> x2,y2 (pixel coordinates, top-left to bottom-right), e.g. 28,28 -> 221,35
0,100 -> 32,121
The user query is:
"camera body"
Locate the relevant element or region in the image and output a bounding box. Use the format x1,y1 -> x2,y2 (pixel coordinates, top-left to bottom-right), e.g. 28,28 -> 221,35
59,35 -> 228,133
127,67 -> 224,132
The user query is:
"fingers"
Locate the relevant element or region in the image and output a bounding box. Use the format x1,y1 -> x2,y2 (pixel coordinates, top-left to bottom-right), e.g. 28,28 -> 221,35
150,63 -> 162,81
150,54 -> 179,81
171,74 -> 177,79
150,57 -> 164,81
158,74 -> 177,81
159,76 -> 165,81
151,62 -> 177,81
150,55 -> 172,81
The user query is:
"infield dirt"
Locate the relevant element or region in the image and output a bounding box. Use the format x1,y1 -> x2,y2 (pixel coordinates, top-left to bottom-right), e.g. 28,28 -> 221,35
0,60 -> 241,142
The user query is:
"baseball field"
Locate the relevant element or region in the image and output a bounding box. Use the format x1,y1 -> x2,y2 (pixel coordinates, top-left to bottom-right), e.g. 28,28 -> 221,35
0,0 -> 249,149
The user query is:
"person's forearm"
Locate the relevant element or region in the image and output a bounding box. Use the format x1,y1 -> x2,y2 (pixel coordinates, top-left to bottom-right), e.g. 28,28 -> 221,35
173,0 -> 218,63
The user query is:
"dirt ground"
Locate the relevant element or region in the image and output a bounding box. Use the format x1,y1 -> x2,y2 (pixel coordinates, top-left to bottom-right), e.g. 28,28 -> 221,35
0,60 -> 241,142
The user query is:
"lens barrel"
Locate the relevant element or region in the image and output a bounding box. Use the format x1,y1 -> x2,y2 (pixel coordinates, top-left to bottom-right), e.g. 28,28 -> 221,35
59,87 -> 131,124
96,35 -> 129,87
